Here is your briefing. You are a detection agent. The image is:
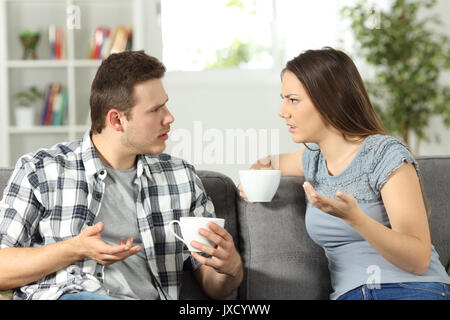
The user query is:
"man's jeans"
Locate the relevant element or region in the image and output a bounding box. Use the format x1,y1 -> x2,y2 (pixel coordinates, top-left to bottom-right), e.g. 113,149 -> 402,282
337,282 -> 450,300
58,291 -> 119,300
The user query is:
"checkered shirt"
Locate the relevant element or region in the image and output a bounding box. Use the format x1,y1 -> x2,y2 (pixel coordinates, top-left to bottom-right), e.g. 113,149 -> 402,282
0,131 -> 215,300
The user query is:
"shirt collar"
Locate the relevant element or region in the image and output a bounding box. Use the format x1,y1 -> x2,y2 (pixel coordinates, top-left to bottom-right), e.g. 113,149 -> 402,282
81,130 -> 156,181
80,130 -> 106,179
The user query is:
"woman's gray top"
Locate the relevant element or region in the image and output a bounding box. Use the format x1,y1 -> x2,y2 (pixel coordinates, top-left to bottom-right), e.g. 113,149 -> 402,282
303,134 -> 450,300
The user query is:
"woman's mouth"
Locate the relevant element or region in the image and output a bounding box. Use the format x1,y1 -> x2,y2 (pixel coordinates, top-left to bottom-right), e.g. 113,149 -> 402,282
288,125 -> 297,133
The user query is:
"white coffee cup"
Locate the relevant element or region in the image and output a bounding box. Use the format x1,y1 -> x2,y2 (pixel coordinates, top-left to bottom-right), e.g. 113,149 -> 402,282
239,169 -> 281,202
168,217 -> 225,252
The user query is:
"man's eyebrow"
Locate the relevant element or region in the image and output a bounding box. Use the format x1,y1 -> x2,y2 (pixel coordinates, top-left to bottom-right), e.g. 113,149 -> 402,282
151,96 -> 169,110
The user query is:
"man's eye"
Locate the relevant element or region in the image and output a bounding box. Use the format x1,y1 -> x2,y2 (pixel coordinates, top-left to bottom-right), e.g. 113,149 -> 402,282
152,106 -> 163,112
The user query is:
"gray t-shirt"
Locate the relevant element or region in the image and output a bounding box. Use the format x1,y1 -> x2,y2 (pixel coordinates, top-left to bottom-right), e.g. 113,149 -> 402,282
94,164 -> 160,300
303,134 -> 450,300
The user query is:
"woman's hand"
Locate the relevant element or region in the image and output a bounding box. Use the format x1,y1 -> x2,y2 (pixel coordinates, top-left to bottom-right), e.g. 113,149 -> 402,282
237,184 -> 255,204
302,181 -> 363,225
238,156 -> 272,204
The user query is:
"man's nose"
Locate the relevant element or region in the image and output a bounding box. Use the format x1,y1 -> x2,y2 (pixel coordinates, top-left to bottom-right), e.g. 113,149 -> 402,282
163,107 -> 175,125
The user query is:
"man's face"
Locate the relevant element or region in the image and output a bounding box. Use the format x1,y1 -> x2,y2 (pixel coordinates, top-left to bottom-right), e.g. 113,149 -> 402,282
120,78 -> 174,155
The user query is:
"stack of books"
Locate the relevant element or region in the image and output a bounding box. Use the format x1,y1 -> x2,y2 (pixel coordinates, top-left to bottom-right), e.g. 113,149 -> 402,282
89,25 -> 133,59
49,25 -> 66,60
40,83 -> 68,126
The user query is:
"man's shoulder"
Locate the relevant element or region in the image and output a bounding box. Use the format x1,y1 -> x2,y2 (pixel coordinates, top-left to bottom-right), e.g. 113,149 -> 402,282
18,139 -> 82,171
142,153 -> 196,173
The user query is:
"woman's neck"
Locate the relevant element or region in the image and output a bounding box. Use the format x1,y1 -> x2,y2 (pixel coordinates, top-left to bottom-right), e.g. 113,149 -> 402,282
317,133 -> 366,176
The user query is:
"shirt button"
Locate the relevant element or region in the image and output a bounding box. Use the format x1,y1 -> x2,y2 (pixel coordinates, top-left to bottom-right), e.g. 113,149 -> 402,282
96,272 -> 102,278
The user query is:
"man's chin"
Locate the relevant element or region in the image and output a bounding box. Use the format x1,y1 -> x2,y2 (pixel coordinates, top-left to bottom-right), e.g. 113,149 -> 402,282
145,142 -> 166,155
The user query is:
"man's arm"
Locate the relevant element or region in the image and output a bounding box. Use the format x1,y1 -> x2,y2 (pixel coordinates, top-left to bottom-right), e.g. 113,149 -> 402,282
0,222 -> 140,290
191,222 -> 243,299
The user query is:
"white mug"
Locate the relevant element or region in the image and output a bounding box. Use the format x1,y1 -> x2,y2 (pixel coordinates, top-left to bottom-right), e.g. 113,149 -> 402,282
168,217 -> 225,252
239,169 -> 281,202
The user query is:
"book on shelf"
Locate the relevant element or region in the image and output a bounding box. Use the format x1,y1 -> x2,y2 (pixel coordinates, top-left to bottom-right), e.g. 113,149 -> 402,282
40,83 -> 68,126
49,25 -> 66,60
89,25 -> 132,59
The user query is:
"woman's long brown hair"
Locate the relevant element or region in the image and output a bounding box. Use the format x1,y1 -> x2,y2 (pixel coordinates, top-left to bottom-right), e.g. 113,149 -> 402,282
283,47 -> 430,216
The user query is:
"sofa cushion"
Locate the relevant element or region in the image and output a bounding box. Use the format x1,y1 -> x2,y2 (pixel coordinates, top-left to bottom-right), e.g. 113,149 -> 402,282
238,176 -> 332,299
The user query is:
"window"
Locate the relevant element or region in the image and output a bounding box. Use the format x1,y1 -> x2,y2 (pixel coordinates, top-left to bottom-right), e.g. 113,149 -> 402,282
160,0 -> 275,71
160,0 -> 372,72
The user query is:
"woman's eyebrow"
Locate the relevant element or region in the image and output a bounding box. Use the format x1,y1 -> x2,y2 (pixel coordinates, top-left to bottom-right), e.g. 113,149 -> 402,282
280,93 -> 299,98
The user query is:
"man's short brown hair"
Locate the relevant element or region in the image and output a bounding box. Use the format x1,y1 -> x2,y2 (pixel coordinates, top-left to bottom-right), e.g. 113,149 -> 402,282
89,50 -> 166,134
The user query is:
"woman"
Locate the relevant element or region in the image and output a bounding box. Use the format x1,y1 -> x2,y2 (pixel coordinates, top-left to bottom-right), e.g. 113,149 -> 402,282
239,47 -> 450,300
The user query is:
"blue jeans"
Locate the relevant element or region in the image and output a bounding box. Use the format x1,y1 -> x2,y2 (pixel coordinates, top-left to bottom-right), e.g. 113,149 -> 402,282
337,282 -> 450,300
58,291 -> 119,300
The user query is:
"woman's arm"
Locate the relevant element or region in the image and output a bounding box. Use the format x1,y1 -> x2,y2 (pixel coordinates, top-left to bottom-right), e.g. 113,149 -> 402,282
239,147 -> 306,203
303,161 -> 431,275
352,162 -> 431,275
250,146 -> 305,176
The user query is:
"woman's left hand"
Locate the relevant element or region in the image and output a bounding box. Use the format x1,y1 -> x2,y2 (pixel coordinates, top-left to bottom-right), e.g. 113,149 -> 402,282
302,181 -> 362,224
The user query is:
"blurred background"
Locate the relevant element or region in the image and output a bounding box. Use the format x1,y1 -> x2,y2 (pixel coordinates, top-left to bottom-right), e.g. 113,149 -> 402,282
0,0 -> 449,183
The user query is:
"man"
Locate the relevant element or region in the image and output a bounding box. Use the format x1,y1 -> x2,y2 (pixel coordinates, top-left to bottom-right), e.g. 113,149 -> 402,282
0,51 -> 243,300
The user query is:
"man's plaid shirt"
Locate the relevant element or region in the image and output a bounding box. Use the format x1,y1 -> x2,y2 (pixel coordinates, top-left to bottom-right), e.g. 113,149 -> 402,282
0,131 -> 215,300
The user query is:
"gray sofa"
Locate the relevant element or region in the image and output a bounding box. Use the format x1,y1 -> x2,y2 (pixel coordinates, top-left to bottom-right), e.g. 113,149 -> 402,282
0,156 -> 449,300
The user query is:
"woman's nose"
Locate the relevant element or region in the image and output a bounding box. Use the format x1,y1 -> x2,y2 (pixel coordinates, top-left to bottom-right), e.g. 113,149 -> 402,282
278,103 -> 289,119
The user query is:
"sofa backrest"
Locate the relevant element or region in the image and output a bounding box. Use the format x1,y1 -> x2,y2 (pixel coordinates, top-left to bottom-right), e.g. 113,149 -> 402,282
182,170 -> 240,299
237,175 -> 332,299
416,156 -> 450,272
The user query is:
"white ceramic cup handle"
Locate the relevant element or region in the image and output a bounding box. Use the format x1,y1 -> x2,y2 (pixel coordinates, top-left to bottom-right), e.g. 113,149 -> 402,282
168,220 -> 189,247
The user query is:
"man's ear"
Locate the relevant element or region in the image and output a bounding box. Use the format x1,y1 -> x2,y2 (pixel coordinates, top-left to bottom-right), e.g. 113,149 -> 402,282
107,109 -> 123,131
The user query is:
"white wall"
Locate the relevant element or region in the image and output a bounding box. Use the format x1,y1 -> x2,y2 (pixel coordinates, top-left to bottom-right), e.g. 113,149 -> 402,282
163,70 -> 290,184
163,0 -> 450,184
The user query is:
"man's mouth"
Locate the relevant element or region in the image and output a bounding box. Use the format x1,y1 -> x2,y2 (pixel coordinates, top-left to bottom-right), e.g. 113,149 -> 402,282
158,128 -> 170,136
158,128 -> 170,140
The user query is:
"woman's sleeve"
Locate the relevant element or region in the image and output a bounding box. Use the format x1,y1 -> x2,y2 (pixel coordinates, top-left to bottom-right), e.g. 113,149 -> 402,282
369,137 -> 420,193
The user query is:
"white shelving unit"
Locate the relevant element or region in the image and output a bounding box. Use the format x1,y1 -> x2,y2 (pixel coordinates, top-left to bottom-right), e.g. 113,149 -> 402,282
0,0 -> 160,167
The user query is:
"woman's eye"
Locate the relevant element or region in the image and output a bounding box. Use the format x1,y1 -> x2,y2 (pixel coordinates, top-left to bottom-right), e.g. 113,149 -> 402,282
290,98 -> 299,104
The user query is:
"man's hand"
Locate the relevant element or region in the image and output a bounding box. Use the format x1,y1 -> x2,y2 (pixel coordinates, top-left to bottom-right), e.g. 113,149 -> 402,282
72,222 -> 141,266
190,222 -> 242,278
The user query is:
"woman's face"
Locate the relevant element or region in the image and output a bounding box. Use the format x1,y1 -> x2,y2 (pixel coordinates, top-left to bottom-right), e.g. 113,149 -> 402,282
279,70 -> 328,143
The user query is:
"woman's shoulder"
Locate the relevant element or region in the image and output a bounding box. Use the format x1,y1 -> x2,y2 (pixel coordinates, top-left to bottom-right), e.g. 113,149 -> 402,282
363,134 -> 419,191
362,134 -> 414,162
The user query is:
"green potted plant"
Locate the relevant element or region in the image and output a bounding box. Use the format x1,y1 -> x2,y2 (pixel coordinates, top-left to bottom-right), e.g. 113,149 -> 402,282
13,86 -> 44,127
341,0 -> 450,154
19,29 -> 40,60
